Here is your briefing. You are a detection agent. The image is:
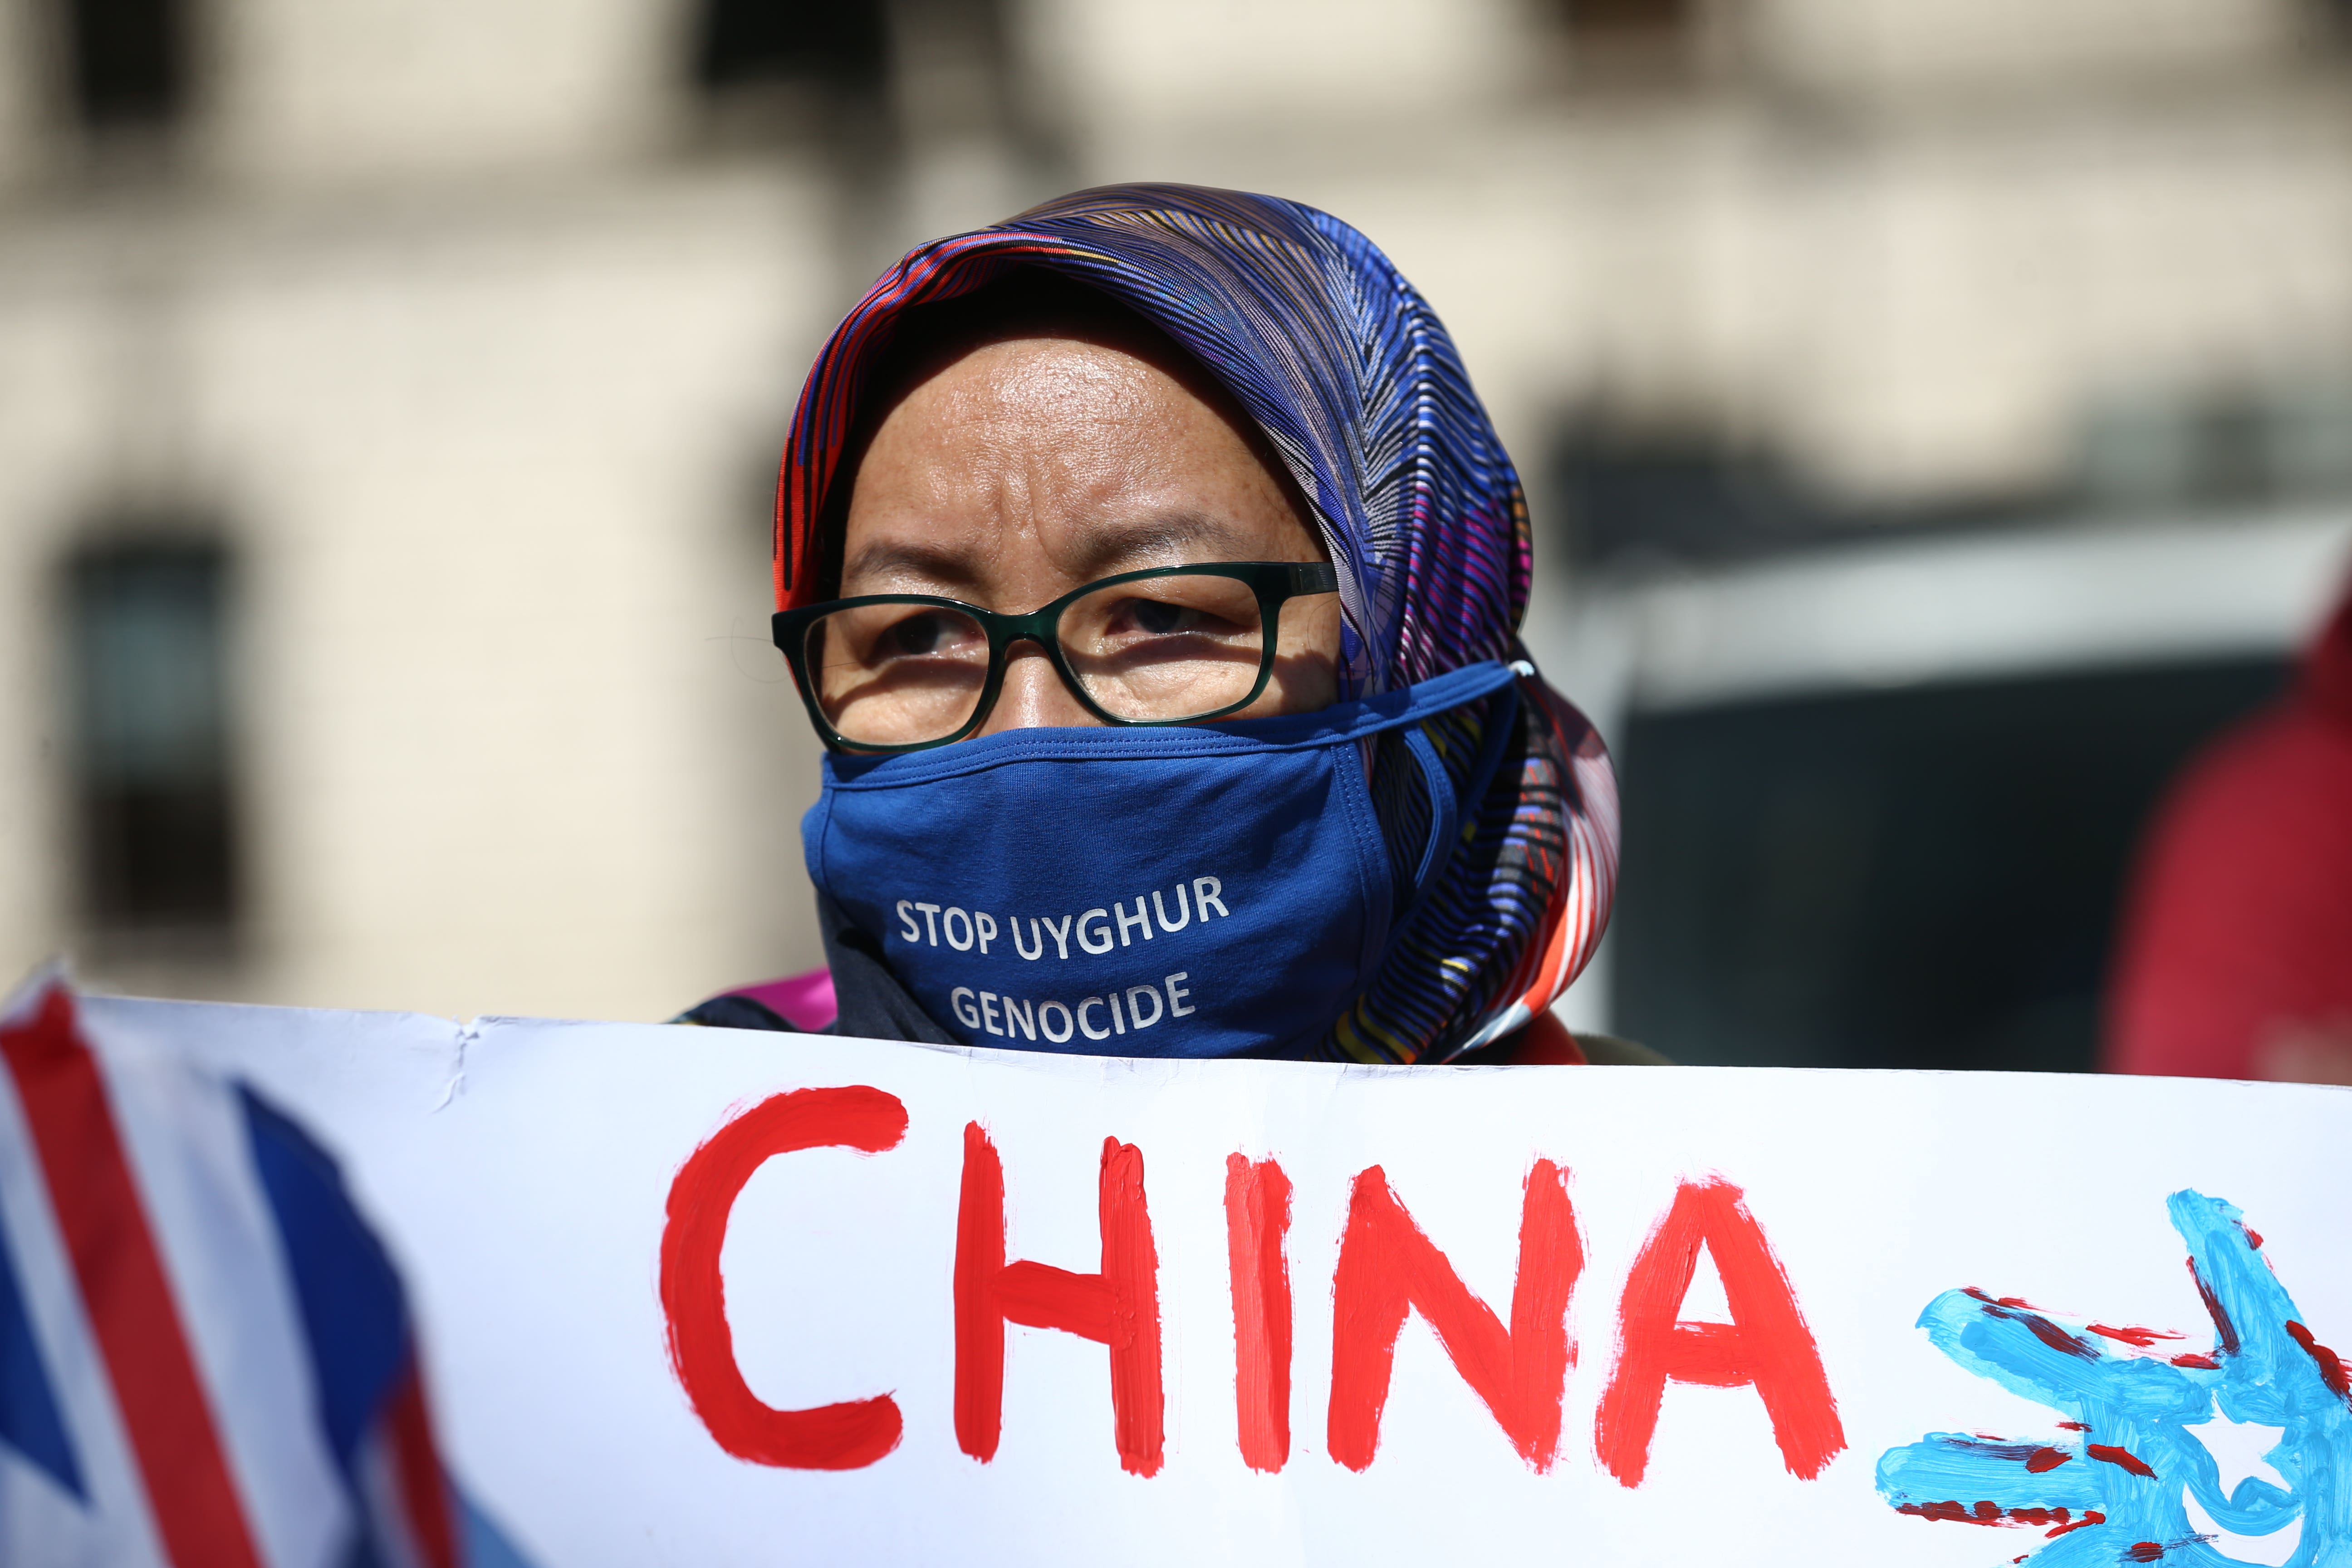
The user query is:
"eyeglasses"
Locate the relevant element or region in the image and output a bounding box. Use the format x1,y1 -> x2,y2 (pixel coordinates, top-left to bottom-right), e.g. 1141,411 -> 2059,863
773,561 -> 1341,752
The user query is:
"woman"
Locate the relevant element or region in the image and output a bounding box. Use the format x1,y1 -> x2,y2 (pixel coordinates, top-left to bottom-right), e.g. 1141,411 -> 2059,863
687,184 -> 1629,1065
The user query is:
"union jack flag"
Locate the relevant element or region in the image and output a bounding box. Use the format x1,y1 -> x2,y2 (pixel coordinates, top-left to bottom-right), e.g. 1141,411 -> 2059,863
0,971 -> 528,1568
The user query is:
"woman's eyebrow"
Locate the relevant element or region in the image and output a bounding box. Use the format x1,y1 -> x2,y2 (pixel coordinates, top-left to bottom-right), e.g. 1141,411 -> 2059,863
839,538 -> 983,591
842,512 -> 1262,593
1068,512 -> 1252,577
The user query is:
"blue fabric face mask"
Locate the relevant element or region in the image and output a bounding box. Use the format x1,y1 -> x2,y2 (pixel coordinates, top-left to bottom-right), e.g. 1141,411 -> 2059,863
802,662 -> 1520,1058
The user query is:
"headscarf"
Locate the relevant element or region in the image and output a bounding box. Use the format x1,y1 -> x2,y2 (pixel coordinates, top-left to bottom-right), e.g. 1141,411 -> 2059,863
774,184 -> 1618,1062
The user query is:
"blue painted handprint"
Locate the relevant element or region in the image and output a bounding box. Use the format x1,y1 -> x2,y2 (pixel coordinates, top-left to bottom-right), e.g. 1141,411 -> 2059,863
1879,1191 -> 2351,1565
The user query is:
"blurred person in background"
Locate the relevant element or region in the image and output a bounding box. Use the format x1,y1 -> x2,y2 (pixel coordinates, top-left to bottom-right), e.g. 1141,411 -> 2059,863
682,185 -> 1642,1065
2104,575 -> 2352,1083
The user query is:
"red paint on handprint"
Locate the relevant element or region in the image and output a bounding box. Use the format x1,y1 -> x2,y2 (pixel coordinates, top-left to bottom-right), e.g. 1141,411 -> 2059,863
2088,1443 -> 2155,1478
2170,1352 -> 2219,1370
2188,1259 -> 2243,1355
1327,1160 -> 1582,1471
1966,1290 -> 2043,1310
2057,1421 -> 2090,1431
2124,1542 -> 2165,1562
660,1086 -> 908,1470
2285,1320 -> 2351,1396
2048,1510 -> 2106,1538
953,1124 -> 1164,1475
1894,1501 -> 2082,1529
1962,1289 -> 2097,1360
2088,1324 -> 2184,1348
1595,1178 -> 1845,1486
2024,1446 -> 2072,1473
1225,1154 -> 1293,1472
2023,1316 -> 2095,1359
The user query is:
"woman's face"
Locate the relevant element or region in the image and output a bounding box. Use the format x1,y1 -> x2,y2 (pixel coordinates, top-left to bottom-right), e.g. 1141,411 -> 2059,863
839,333 -> 1343,736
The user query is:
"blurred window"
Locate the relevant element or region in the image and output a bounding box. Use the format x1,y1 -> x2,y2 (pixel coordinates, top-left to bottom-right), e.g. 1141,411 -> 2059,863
2078,382 -> 2352,514
1562,0 -> 1696,43
1553,426 -> 1803,568
67,541 -> 237,936
692,0 -> 889,93
62,0 -> 188,132
1555,0 -> 1703,78
1608,658 -> 2288,1072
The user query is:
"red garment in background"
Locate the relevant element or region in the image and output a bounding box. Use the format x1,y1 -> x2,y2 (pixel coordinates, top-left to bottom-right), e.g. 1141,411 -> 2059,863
2104,581 -> 2352,1080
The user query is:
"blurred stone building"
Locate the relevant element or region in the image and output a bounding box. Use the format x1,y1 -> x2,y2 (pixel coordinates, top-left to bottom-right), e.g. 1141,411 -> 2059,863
1,0 -> 2348,1041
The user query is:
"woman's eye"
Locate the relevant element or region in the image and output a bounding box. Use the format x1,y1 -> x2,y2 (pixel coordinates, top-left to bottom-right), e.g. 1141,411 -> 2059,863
888,613 -> 953,656
1130,598 -> 1205,635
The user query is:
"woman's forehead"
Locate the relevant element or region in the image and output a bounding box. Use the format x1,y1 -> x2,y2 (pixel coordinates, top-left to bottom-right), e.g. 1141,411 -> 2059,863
841,337 -> 1315,593
879,324 -> 1261,439
869,334 -> 1238,454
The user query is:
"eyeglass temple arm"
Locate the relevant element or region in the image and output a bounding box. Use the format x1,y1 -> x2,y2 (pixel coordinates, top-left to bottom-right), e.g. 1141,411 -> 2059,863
1288,561 -> 1339,594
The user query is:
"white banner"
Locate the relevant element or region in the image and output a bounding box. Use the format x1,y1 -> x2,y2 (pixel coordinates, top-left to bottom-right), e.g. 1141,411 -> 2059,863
56,994 -> 2352,1567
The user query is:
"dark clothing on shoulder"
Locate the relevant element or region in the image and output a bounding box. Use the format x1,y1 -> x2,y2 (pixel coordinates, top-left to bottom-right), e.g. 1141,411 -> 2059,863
675,890 -> 956,1044
676,992 -> 795,1032
807,888 -> 961,1044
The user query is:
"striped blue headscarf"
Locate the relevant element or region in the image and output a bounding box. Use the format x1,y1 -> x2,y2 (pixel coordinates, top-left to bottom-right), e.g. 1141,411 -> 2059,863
776,184 -> 1617,1061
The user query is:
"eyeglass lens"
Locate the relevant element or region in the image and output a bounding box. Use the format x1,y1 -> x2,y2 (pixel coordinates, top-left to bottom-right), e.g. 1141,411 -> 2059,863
804,573 -> 1269,745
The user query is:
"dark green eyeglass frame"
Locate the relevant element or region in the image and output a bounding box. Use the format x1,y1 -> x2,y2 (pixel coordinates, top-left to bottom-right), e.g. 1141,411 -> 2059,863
772,560 -> 1341,753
